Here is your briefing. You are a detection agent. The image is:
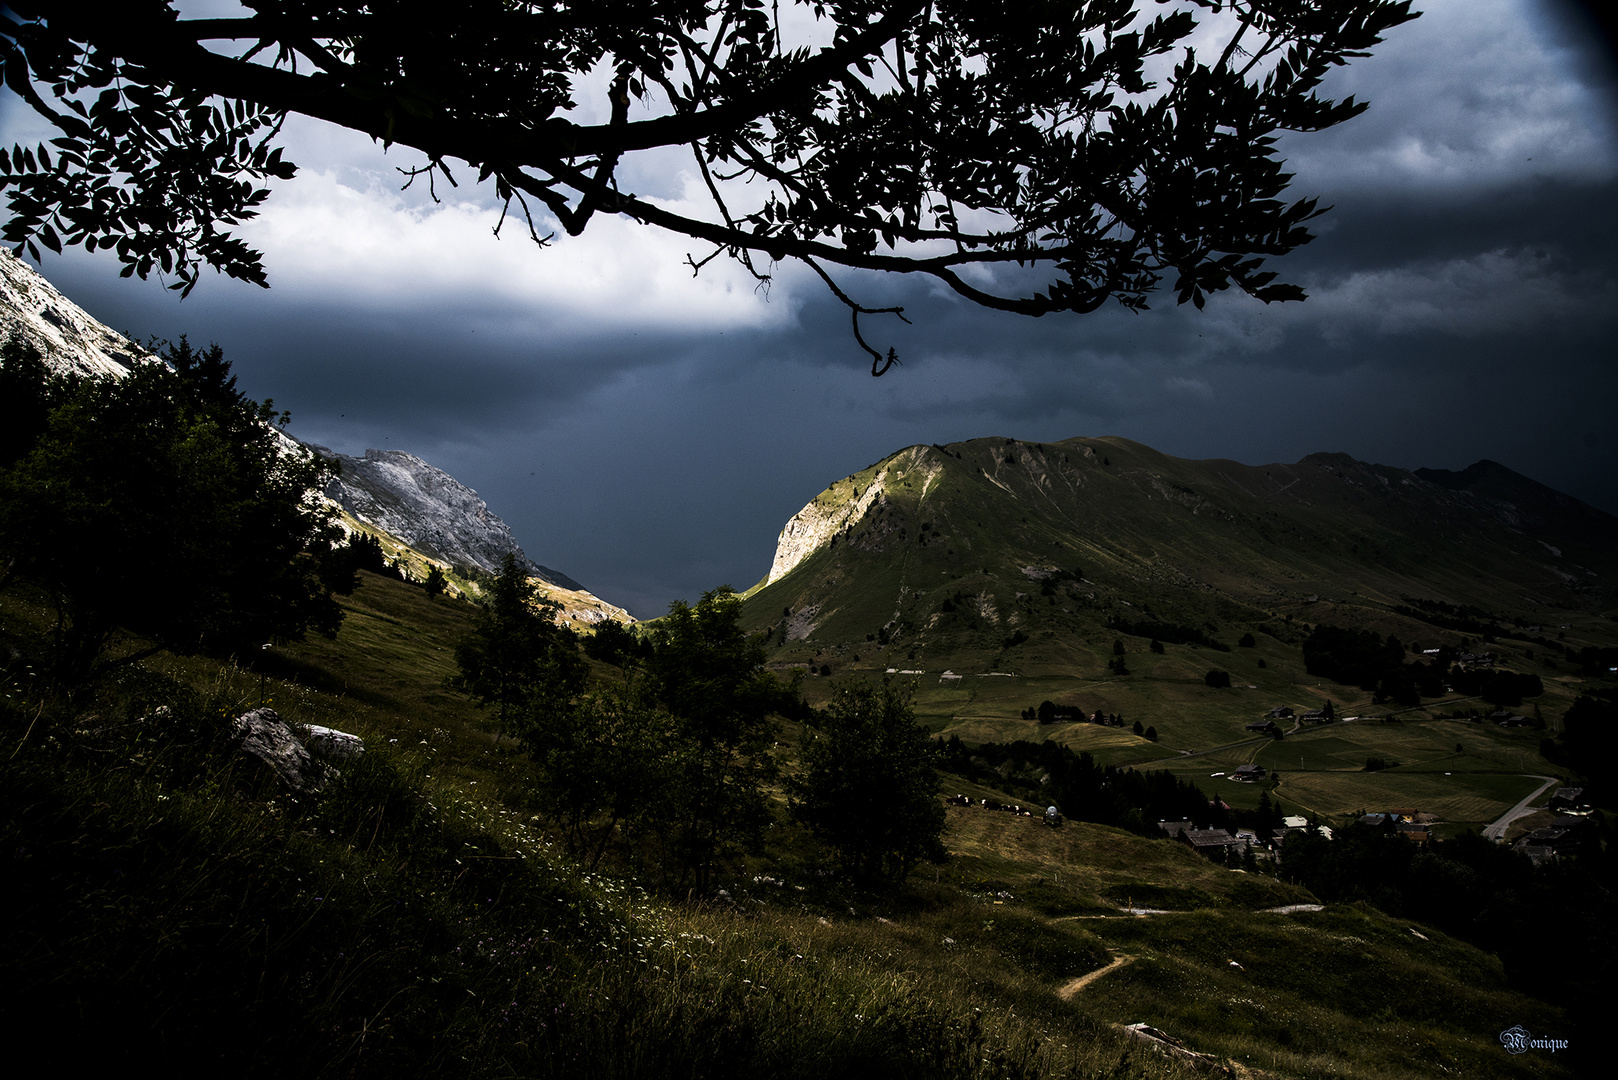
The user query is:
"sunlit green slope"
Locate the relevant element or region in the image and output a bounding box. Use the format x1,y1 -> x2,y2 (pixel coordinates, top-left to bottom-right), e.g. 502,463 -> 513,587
740,436 -> 1618,730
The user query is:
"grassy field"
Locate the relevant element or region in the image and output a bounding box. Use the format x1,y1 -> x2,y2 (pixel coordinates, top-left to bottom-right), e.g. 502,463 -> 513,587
1116,711 -> 1570,825
1266,770 -> 1549,824
2,571 -> 1587,1079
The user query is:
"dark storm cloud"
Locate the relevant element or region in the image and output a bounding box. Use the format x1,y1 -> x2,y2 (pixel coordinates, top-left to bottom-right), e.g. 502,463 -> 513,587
3,2 -> 1614,617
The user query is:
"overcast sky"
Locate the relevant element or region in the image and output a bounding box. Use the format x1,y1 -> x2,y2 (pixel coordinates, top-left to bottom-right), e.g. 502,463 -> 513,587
4,1 -> 1616,619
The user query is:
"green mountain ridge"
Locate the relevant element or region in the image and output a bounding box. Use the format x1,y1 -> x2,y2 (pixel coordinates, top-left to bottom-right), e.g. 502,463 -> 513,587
741,434 -> 1617,682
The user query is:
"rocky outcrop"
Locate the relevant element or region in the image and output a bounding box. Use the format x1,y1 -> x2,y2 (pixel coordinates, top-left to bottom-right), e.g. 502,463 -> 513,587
317,447 -> 583,586
306,723 -> 366,761
765,445 -> 948,585
768,467 -> 890,585
0,248 -> 146,377
233,708 -> 353,795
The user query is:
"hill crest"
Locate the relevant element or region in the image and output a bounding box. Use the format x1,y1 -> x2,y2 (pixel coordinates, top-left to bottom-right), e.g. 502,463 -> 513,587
744,434 -> 1618,671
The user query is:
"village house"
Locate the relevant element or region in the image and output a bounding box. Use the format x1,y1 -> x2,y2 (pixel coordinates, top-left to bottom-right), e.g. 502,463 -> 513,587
1550,787 -> 1587,813
1513,820 -> 1592,865
1270,817 -> 1334,862
1395,821 -> 1430,843
1181,828 -> 1244,859
1231,763 -> 1268,783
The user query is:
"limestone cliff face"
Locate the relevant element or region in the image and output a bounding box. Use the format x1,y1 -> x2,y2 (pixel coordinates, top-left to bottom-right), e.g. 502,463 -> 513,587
0,248 -> 147,377
765,445 -> 947,586
317,448 -> 631,624
319,448 -> 577,587
767,466 -> 891,586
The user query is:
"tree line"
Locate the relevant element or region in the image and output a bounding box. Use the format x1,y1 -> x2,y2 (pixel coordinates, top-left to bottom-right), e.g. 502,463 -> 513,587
935,736 -> 1218,836
1303,622 -> 1544,708
0,332 -> 467,685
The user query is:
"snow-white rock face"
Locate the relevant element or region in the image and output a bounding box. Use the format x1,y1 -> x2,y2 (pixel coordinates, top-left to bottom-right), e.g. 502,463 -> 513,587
319,447 -> 584,590
765,445 -> 946,586
0,248 -> 147,377
767,466 -> 891,586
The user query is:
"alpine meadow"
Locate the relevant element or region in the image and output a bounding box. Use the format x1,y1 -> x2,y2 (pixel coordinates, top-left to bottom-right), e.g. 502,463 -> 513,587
3,3 -> 1616,1079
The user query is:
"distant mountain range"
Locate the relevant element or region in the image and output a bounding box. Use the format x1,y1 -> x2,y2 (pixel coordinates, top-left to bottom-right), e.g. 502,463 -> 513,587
312,444 -> 584,591
10,247 -> 1616,659
0,249 -> 628,626
741,435 -> 1618,675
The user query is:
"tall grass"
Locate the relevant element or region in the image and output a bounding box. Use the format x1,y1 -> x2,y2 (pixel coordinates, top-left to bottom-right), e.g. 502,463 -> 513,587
1,579 -> 1578,1079
0,649 -> 1176,1079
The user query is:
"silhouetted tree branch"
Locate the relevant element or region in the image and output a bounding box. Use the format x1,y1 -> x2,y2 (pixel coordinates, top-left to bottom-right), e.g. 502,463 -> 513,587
1,1 -> 1415,371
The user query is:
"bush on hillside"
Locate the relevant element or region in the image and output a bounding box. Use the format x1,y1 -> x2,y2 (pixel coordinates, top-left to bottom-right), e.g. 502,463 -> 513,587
0,337 -> 342,682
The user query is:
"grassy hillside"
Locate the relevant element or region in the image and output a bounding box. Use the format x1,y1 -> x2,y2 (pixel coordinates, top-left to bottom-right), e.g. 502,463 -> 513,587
743,435 -> 1618,665
741,435 -> 1618,834
2,570 -> 1588,1078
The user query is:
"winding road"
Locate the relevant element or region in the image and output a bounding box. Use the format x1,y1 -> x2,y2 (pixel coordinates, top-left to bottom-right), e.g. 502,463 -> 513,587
1482,775 -> 1560,841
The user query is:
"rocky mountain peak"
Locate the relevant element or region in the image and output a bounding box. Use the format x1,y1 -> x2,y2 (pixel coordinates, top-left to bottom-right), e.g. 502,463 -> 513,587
0,248 -> 147,377
317,445 -> 582,591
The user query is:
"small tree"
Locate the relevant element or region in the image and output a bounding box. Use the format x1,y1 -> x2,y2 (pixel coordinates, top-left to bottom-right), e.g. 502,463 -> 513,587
0,337 -> 341,683
524,674 -> 674,871
641,586 -> 796,892
423,564 -> 448,600
1145,726 -> 1159,742
0,332 -> 53,468
1205,669 -> 1232,689
448,554 -> 585,732
790,678 -> 946,882
582,618 -> 647,667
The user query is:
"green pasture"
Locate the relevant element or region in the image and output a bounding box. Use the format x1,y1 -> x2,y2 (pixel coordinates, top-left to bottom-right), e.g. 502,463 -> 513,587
897,663 -> 1363,753
1135,710 -> 1567,820
1271,769 -> 1548,824
1246,716 -> 1559,775
940,806 -> 1315,914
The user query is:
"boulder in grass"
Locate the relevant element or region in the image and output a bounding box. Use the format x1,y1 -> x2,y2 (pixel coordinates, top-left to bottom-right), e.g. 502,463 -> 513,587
305,724 -> 365,761
233,707 -> 335,794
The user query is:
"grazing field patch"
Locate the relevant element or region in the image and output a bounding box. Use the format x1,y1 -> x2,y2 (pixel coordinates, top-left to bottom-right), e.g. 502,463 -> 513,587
1271,770 -> 1547,823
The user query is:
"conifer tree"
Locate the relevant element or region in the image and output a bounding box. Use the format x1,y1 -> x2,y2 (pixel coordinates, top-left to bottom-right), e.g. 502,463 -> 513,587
448,553 -> 584,731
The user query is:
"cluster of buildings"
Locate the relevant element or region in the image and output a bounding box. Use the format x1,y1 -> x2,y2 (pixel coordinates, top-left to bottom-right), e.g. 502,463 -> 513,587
1156,814 -> 1334,864
1247,706 -> 1333,734
1356,809 -> 1436,843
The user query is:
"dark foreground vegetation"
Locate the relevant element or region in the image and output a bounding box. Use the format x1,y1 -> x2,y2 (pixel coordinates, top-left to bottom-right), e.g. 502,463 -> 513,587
0,647 -> 1063,1078
1,573 -> 1587,1080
